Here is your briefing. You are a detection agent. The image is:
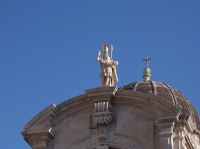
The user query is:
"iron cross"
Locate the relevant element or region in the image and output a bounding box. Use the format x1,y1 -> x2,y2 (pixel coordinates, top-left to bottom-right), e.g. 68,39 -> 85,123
143,55 -> 151,68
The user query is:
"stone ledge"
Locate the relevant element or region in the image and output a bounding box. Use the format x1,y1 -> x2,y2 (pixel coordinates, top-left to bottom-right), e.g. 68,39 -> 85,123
85,86 -> 118,102
23,104 -> 56,130
21,128 -> 54,148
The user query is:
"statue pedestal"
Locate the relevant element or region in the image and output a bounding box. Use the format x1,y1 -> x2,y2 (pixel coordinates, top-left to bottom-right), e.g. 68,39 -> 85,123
85,86 -> 118,102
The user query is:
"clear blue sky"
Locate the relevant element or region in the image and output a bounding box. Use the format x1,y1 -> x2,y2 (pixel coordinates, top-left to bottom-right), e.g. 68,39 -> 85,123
0,1 -> 200,148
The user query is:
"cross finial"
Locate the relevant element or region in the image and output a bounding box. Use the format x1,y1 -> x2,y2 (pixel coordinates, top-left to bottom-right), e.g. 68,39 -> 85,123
143,55 -> 151,68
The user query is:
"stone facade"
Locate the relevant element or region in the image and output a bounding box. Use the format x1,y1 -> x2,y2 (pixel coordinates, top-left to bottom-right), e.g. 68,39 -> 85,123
22,84 -> 200,149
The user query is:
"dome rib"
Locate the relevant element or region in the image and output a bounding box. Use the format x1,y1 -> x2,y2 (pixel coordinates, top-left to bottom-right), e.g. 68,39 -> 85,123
161,82 -> 178,107
133,81 -> 139,91
150,81 -> 156,95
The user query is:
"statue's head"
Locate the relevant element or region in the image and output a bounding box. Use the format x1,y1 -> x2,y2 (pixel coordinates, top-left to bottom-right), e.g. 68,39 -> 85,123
102,44 -> 108,53
102,44 -> 111,60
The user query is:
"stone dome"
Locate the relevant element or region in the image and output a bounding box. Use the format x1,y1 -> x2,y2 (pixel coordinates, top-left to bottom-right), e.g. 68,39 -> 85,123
119,80 -> 200,130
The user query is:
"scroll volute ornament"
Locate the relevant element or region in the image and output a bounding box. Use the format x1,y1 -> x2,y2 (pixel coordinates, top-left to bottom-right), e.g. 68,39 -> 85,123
93,101 -> 113,126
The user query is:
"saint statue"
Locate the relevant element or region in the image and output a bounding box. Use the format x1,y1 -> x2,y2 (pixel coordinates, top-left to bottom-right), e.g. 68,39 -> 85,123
96,44 -> 118,86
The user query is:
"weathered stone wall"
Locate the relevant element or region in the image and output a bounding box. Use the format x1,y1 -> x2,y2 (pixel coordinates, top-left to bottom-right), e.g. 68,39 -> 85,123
112,105 -> 154,149
48,108 -> 95,149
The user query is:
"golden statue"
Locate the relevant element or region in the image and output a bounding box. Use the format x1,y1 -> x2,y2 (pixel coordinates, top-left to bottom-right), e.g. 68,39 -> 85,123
96,44 -> 118,86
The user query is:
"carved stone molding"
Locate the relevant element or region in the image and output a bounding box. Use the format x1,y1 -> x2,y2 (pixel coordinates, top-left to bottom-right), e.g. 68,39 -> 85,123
93,111 -> 113,126
95,101 -> 112,112
94,101 -> 113,126
21,128 -> 54,149
156,115 -> 178,149
86,86 -> 117,141
93,103 -> 113,140
186,133 -> 196,149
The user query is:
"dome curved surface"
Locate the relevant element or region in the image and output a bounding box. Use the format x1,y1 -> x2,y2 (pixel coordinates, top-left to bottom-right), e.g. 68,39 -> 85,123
119,80 -> 200,129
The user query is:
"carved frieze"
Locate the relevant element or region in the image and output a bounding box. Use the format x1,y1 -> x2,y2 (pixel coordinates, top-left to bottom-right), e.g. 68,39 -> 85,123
93,111 -> 113,126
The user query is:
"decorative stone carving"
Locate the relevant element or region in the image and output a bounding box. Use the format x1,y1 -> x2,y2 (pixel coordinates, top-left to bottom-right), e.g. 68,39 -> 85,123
173,124 -> 184,149
93,112 -> 113,125
187,133 -> 196,148
93,101 -> 113,127
93,101 -> 113,140
96,44 -> 118,86
86,86 -> 117,141
94,101 -> 112,112
156,115 -> 178,149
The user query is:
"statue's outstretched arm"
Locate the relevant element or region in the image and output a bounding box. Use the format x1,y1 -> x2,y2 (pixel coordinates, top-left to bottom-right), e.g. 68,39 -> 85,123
96,50 -> 101,61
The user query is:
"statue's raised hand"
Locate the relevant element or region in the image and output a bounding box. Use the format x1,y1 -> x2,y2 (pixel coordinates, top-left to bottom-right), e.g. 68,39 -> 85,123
98,50 -> 101,56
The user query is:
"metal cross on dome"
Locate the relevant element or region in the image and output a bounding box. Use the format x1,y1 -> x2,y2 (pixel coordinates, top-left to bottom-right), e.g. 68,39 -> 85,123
143,55 -> 151,68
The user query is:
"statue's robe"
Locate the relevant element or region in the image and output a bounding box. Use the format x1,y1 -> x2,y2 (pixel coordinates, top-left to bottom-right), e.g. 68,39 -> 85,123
99,58 -> 118,86
111,65 -> 118,85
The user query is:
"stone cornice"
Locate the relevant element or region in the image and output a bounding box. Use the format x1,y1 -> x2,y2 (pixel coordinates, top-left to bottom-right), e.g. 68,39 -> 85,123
51,102 -> 94,125
21,128 -> 54,148
156,115 -> 179,124
23,104 -> 56,130
178,114 -> 197,133
52,94 -> 90,115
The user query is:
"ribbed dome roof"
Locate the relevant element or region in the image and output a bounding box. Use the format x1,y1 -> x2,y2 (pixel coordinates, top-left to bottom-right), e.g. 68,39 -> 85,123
119,80 -> 200,129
